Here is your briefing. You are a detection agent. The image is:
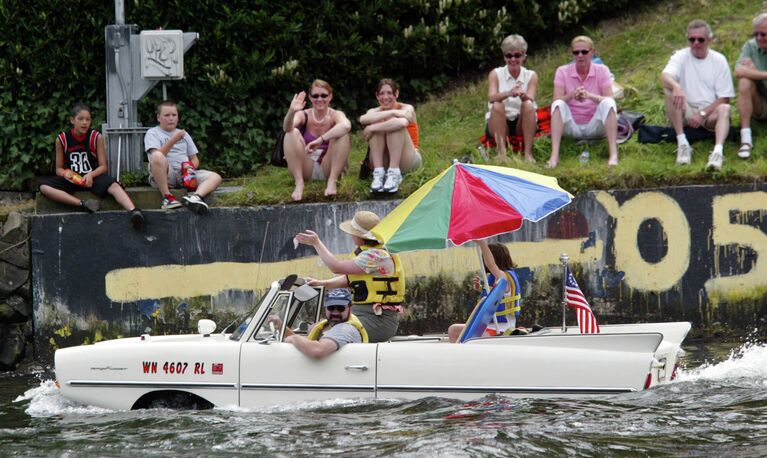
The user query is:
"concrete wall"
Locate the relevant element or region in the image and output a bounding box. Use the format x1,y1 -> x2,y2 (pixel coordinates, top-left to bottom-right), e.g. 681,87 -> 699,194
31,184 -> 767,361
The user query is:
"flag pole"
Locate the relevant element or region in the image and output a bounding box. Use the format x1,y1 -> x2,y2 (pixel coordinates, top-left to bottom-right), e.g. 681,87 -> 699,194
559,253 -> 569,333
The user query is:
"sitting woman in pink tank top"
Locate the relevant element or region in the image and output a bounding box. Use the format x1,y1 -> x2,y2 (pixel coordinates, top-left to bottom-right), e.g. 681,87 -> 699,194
282,79 -> 352,201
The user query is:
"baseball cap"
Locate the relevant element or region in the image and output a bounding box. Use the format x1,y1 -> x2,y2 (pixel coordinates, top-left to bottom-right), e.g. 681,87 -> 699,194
324,288 -> 352,307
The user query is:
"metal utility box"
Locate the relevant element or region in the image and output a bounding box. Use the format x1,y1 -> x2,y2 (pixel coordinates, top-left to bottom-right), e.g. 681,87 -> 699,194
140,30 -> 185,79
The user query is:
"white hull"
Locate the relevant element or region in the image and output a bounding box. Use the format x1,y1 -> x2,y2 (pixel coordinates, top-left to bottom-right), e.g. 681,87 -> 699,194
55,323 -> 690,410
54,279 -> 691,410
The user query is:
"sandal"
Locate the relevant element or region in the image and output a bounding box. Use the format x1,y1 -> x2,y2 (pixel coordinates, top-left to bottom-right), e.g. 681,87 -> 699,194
738,143 -> 752,159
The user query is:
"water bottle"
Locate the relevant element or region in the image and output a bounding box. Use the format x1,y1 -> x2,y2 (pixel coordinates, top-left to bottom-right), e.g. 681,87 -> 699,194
478,145 -> 490,161
579,149 -> 590,163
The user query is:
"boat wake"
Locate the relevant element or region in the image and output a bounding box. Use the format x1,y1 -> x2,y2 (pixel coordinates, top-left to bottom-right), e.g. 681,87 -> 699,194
15,379 -> 113,417
677,341 -> 767,385
16,378 -> 399,416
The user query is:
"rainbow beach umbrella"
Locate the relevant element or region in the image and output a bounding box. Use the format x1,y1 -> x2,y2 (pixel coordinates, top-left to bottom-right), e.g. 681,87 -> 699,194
371,163 -> 573,253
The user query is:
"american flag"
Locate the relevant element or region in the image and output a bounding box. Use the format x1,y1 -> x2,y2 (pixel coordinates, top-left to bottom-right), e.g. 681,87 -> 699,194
565,267 -> 600,334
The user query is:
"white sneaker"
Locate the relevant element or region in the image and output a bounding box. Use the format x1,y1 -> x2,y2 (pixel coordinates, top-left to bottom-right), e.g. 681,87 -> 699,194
370,169 -> 385,193
383,169 -> 402,193
676,144 -> 692,165
182,193 -> 209,214
737,144 -> 752,159
706,150 -> 723,171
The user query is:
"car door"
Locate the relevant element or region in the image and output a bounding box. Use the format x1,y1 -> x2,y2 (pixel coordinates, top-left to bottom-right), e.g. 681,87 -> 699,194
238,293 -> 377,407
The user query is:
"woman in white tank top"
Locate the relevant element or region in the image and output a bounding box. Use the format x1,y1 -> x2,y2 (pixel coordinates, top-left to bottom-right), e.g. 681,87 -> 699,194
486,34 -> 538,163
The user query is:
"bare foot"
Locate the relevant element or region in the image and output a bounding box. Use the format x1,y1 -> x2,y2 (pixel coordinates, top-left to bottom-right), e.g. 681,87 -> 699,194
524,154 -> 536,163
608,156 -> 618,166
324,180 -> 337,197
545,160 -> 557,169
493,154 -> 509,165
291,183 -> 304,201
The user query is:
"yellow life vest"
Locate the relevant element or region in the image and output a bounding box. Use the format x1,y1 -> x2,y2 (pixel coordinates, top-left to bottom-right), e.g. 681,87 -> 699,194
307,313 -> 370,343
495,271 -> 522,319
346,244 -> 405,305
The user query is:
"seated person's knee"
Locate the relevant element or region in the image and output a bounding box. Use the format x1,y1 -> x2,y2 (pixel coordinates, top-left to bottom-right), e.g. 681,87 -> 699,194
520,100 -> 535,113
149,151 -> 167,167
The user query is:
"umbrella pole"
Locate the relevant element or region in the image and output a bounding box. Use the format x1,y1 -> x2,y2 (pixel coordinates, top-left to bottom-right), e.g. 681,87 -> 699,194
560,253 -> 569,333
476,243 -> 501,331
475,244 -> 491,295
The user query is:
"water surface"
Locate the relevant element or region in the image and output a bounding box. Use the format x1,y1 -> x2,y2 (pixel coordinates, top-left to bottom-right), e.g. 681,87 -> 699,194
2,341 -> 766,457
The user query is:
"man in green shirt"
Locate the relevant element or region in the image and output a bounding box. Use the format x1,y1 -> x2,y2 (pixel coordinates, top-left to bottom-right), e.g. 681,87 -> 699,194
734,12 -> 767,159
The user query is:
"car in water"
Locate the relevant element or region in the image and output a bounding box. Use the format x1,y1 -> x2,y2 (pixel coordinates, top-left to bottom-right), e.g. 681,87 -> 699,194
54,275 -> 690,410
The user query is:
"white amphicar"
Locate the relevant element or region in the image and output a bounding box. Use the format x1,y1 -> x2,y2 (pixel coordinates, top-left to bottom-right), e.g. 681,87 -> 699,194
55,275 -> 690,410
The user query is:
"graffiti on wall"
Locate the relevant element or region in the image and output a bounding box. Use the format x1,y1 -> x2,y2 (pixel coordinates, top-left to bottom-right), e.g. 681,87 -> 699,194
32,185 -> 767,357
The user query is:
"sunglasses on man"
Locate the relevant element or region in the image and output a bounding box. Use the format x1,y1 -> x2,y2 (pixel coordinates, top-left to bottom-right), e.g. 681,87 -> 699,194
687,37 -> 706,44
504,52 -> 525,59
326,305 -> 348,312
754,32 -> 767,38
572,49 -> 591,56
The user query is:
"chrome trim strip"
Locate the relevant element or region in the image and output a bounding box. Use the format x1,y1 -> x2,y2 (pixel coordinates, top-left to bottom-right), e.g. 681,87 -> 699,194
67,380 -> 237,390
241,384 -> 374,392
240,383 -> 632,394
66,381 -> 633,395
376,385 -> 635,394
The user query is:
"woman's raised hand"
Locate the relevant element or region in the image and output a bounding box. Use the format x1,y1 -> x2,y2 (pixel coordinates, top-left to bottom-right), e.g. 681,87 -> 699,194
295,230 -> 320,246
290,92 -> 307,113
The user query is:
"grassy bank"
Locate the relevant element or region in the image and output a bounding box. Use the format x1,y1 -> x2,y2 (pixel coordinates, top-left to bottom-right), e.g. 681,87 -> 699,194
222,0 -> 767,206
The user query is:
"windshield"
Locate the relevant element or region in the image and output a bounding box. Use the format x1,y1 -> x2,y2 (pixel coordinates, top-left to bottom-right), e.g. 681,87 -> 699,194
229,290 -> 271,341
252,293 -> 292,341
229,285 -> 323,342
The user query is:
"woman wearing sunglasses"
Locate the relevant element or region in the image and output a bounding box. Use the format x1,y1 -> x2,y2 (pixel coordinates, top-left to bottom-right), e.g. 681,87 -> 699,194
282,79 -> 351,201
359,78 -> 422,193
486,34 -> 539,163
547,35 -> 619,169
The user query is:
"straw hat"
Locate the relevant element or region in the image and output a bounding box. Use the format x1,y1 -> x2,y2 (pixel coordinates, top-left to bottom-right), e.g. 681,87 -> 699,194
339,211 -> 380,241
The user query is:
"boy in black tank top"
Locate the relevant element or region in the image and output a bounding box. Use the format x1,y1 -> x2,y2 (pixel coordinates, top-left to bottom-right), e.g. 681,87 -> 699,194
39,103 -> 145,229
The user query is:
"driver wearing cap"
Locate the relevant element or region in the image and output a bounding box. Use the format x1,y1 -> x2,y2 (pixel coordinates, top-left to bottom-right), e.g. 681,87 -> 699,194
271,288 -> 369,359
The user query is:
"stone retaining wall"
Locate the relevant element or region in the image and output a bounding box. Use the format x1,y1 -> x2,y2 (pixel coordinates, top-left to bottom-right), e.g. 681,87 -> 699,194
0,211 -> 32,370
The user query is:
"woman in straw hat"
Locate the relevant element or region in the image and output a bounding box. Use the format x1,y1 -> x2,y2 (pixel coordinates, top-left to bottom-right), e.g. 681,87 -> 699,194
295,210 -> 406,342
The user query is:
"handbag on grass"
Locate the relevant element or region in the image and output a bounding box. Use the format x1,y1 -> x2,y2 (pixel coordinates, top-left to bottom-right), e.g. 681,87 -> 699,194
270,111 -> 308,168
358,146 -> 372,180
270,131 -> 288,167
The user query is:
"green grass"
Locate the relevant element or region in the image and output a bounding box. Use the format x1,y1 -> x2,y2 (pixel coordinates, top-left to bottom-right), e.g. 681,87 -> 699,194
221,0 -> 767,206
